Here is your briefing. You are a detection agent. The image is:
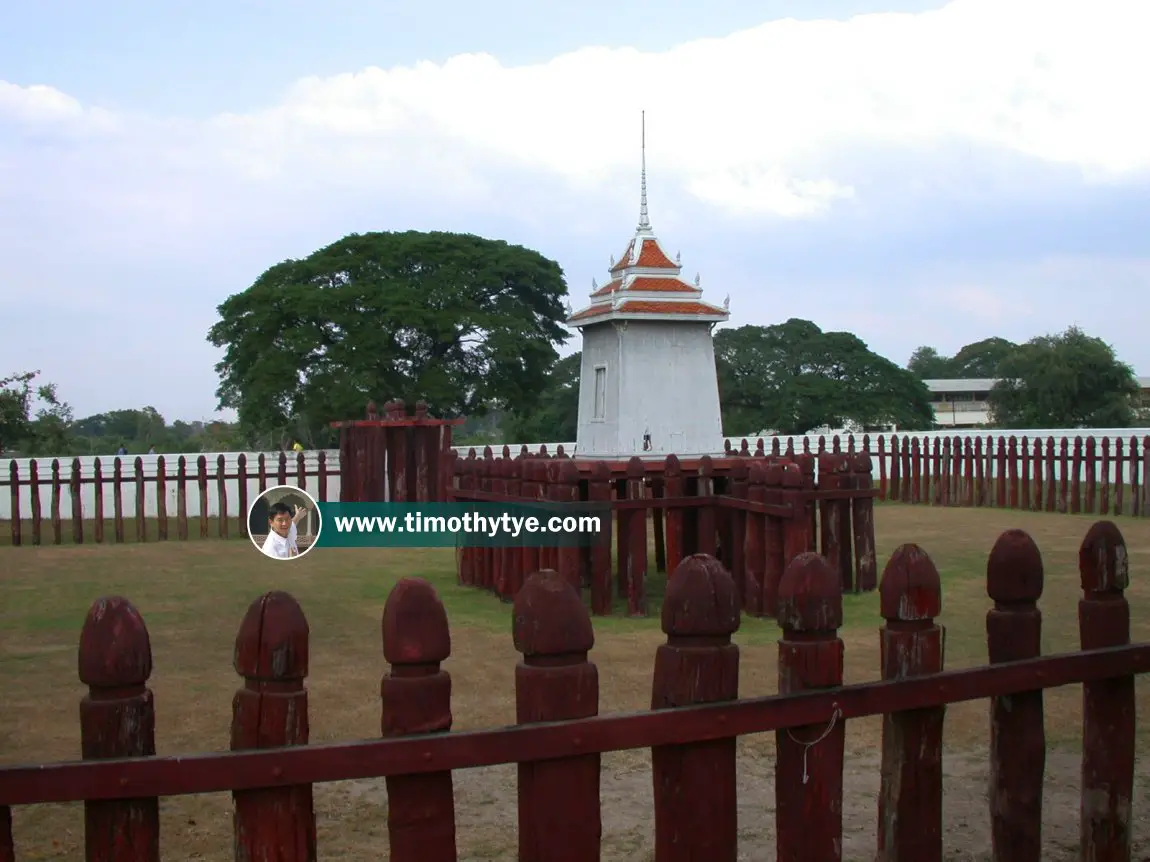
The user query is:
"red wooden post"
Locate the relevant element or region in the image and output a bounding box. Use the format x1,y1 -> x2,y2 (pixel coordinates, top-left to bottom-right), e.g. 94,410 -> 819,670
71,457 -> 83,544
1006,436 -> 1018,509
130,456 -> 145,542
1078,520 -> 1135,860
513,571 -> 601,862
1113,438 -> 1124,516
819,454 -> 852,591
743,462 -> 766,617
625,457 -> 648,616
652,477 -> 667,573
1045,438 -> 1057,513
986,529 -> 1045,862
176,456 -> 188,541
155,456 -> 168,541
557,459 -> 582,594
964,438 -> 976,506
940,437 -> 951,506
1099,437 -> 1110,516
1019,435 -> 1031,511
93,458 -> 104,544
216,454 -> 229,539
850,453 -> 877,592
696,456 -> 717,556
78,596 -> 159,861
974,437 -> 985,507
652,554 -> 740,862
995,437 -> 1007,508
522,460 -> 543,590
50,459 -> 62,544
876,545 -> 944,862
7,462 -> 19,547
1084,436 -> 1097,514
727,462 -> 748,605
1071,437 -> 1083,514
775,553 -> 845,862
909,438 -> 921,503
491,458 -> 508,598
877,436 -> 888,500
316,450 -> 328,503
381,578 -> 457,861
663,456 -> 684,575
457,459 -> 476,586
1059,438 -> 1070,513
588,462 -> 612,615
0,804 -> 12,862
1030,438 -> 1042,512
197,455 -> 209,538
29,459 -> 42,546
257,452 -> 268,494
505,457 -> 525,597
235,453 -> 248,537
888,435 -> 901,501
232,592 -> 316,860
763,464 -> 787,616
277,450 -> 288,487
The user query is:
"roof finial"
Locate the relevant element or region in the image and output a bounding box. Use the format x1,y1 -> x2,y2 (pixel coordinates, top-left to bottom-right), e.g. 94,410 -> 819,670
637,111 -> 651,234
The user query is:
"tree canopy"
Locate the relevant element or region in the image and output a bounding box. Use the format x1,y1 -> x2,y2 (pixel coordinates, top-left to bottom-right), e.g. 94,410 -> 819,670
715,320 -> 935,436
988,327 -> 1140,428
501,352 -> 581,444
0,371 -> 73,456
908,337 -> 1017,379
207,230 -> 571,445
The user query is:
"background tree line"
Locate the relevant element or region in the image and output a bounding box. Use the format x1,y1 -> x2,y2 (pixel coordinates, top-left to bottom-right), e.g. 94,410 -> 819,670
3,230 -> 1145,457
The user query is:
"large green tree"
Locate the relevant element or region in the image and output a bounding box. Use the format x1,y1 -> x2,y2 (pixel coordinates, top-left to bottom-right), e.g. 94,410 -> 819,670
988,327 -> 1139,428
0,370 -> 73,456
503,351 -> 581,443
907,337 -> 1017,379
716,320 -> 935,436
208,231 -> 570,443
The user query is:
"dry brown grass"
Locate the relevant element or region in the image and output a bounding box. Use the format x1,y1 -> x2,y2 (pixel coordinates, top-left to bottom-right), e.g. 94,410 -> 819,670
2,506 -> 1150,860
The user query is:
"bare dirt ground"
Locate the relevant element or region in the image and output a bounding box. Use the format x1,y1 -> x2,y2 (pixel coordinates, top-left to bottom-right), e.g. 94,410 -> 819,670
3,506 -> 1150,859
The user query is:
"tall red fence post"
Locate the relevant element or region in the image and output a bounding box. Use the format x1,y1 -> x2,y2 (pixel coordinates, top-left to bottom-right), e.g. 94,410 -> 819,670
381,578 -> 457,861
231,592 -> 316,861
876,545 -> 944,862
775,553 -> 845,862
513,570 -> 601,862
1078,520 -> 1135,860
651,555 -> 740,862
986,530 -> 1045,862
78,597 -> 160,862
588,462 -> 613,615
850,452 -> 877,592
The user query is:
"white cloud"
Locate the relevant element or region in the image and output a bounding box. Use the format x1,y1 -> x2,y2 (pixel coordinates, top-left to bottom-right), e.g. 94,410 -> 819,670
4,0 -> 1148,223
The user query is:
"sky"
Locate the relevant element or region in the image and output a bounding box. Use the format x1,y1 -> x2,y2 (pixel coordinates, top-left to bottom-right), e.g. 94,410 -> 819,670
2,0 -> 1148,422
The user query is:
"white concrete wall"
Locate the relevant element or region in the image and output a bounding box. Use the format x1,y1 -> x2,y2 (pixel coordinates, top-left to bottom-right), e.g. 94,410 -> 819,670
575,325 -> 622,456
2,428 -> 1148,520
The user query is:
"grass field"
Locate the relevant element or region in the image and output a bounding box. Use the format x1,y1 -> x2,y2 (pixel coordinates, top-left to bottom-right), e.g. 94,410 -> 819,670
2,506 -> 1150,860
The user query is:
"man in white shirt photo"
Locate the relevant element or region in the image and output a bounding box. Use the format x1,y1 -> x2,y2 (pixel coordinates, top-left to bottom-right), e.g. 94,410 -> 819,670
261,501 -> 310,559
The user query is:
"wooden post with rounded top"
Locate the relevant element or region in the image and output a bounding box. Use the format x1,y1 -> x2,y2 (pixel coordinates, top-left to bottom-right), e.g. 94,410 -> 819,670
78,596 -> 160,862
651,555 -> 740,862
986,529 -> 1045,862
231,591 -> 316,861
876,545 -> 944,862
1078,520 -> 1135,861
774,553 -> 845,862
381,578 -> 457,861
514,571 -> 601,862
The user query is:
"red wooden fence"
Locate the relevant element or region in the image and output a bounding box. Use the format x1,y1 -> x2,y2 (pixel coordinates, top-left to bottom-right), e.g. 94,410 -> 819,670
0,520 -> 1143,861
2,452 -> 330,546
725,433 -> 1150,517
448,448 -> 877,617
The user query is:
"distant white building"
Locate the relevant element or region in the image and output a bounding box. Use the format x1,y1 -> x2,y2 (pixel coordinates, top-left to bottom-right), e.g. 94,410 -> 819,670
567,114 -> 729,458
925,377 -> 1150,428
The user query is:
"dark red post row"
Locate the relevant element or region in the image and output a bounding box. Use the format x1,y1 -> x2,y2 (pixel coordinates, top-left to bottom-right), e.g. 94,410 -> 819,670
5,452 -> 329,546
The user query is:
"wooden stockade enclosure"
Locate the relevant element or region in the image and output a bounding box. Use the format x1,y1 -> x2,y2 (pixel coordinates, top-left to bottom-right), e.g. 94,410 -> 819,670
0,521 -> 1144,861
3,431 -> 1150,547
726,432 -> 1150,517
447,448 -> 876,618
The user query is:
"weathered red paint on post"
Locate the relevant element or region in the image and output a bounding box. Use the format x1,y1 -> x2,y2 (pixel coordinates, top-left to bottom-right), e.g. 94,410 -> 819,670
651,554 -> 740,862
850,452 -> 877,591
696,457 -> 717,556
231,591 -> 316,861
381,578 -> 457,861
587,461 -> 613,615
876,544 -> 944,862
557,459 -> 583,594
78,596 -> 160,862
1078,520 -> 1134,861
513,570 -> 601,862
986,529 -> 1045,862
775,553 -> 845,862
71,458 -> 84,544
743,462 -> 766,616
663,455 -> 684,576
763,463 -> 787,616
625,457 -> 648,616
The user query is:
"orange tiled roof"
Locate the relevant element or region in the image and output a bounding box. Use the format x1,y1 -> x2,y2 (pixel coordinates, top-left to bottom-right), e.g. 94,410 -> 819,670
590,278 -> 623,298
610,240 -> 636,272
569,300 -> 725,322
628,276 -> 695,293
635,239 -> 677,269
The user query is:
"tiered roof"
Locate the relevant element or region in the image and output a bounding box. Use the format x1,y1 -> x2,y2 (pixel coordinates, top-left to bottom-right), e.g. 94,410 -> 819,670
567,115 -> 730,328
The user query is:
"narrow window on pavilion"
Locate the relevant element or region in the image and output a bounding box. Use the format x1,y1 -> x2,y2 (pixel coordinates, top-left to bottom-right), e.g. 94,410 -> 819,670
593,366 -> 607,419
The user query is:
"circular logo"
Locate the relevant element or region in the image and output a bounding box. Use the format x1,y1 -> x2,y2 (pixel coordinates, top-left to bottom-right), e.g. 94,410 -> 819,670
247,485 -> 323,561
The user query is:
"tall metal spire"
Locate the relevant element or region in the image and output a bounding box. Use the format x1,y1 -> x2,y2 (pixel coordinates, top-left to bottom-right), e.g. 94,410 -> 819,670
637,111 -> 651,233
